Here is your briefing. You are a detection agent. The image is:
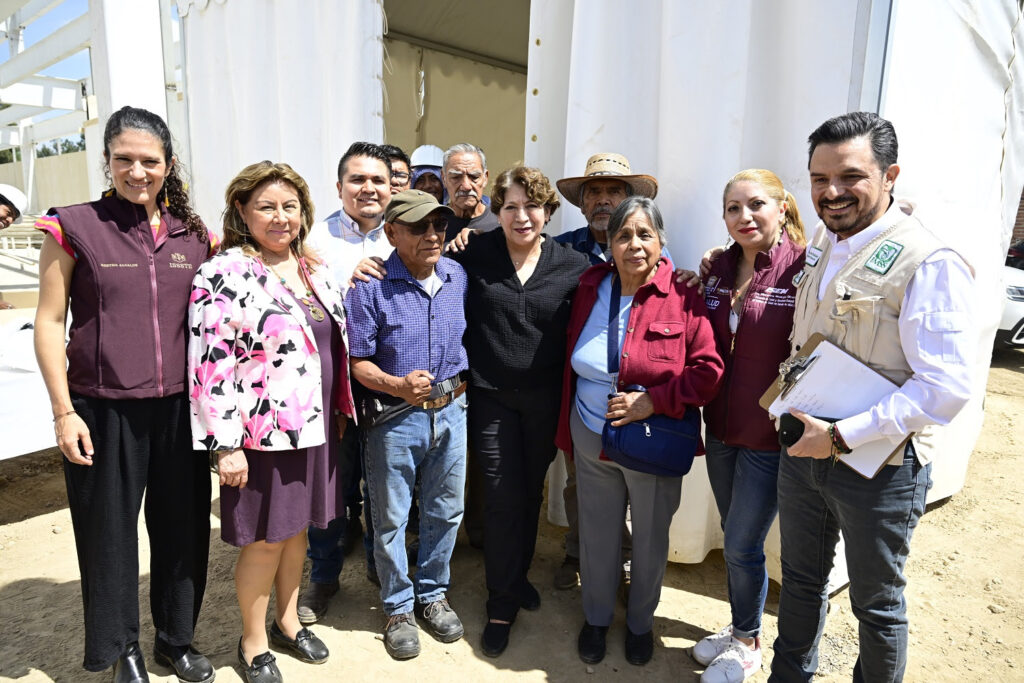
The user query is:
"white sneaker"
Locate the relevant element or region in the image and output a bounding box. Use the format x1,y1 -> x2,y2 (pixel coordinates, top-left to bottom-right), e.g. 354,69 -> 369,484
700,637 -> 762,683
692,624 -> 733,666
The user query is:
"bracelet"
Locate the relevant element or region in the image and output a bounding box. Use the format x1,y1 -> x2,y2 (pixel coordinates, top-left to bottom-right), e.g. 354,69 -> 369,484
53,410 -> 76,422
827,423 -> 853,465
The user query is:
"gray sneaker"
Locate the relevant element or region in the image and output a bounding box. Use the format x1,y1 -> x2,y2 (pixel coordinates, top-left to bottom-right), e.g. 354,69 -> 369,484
384,612 -> 420,660
414,597 -> 464,643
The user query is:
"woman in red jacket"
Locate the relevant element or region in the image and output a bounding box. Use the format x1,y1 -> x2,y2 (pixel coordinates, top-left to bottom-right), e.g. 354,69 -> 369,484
555,196 -> 724,667
693,169 -> 806,683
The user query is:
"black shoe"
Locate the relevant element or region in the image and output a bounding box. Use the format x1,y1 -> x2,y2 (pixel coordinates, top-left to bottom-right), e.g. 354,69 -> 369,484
153,639 -> 215,683
366,564 -> 381,587
269,621 -> 329,664
481,621 -> 512,657
113,642 -> 149,683
577,623 -> 608,664
625,628 -> 654,665
384,612 -> 420,660
518,581 -> 541,611
236,638 -> 281,683
296,580 -> 339,625
553,555 -> 580,590
414,598 -> 464,642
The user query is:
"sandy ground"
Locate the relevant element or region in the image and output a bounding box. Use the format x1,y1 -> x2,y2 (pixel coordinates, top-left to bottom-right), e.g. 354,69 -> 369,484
1,348 -> 1021,682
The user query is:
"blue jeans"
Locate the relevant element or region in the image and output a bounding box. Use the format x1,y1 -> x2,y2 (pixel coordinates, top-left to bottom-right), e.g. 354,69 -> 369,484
704,435 -> 780,639
306,424 -> 362,584
770,446 -> 930,683
363,395 -> 467,616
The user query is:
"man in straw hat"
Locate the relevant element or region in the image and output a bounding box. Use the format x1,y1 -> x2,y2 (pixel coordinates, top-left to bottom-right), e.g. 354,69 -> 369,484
550,153 -> 670,592
0,183 -> 27,230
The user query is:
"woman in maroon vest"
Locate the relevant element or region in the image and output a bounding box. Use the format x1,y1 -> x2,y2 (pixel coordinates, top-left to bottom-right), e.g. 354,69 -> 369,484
34,107 -> 215,683
694,169 -> 806,683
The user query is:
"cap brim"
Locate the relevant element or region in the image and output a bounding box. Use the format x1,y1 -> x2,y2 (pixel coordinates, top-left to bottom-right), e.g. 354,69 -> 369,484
387,203 -> 454,224
556,174 -> 658,207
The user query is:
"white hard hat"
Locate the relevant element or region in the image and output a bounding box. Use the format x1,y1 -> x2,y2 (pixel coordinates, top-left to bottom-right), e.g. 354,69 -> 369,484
410,144 -> 444,168
0,184 -> 27,221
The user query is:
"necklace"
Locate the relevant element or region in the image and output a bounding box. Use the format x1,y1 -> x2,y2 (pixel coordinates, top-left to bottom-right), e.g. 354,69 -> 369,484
261,257 -> 326,322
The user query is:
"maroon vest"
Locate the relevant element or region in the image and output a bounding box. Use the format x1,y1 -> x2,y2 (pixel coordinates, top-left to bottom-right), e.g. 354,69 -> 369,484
702,236 -> 805,450
56,194 -> 209,399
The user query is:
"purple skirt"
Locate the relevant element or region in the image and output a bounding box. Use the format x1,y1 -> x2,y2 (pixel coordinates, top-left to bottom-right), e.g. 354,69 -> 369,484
220,293 -> 344,546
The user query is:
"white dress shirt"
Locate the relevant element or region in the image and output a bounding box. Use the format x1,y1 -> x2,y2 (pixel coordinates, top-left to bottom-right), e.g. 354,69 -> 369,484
306,208 -> 393,296
818,200 -> 975,449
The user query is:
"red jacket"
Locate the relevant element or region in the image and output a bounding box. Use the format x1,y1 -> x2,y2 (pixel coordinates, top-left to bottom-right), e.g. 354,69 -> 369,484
702,236 -> 805,450
555,258 -> 724,456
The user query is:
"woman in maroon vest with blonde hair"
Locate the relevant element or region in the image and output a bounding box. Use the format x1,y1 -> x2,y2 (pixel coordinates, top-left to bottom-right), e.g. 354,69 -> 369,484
694,169 -> 806,683
34,106 -> 215,683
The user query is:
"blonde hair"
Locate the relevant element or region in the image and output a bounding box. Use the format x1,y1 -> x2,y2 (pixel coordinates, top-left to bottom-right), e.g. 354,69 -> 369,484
221,161 -> 319,263
722,169 -> 806,247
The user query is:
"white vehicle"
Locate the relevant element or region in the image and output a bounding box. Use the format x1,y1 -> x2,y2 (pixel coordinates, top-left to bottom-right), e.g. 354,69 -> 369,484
996,265 -> 1024,348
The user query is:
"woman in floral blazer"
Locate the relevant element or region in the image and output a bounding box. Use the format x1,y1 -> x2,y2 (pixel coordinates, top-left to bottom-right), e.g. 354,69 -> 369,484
187,161 -> 355,682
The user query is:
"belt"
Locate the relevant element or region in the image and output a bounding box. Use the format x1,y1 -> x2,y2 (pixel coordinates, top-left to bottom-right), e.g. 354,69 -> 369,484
421,381 -> 467,410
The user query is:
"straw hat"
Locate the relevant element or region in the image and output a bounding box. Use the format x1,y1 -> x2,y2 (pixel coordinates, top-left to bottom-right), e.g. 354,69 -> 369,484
556,153 -> 658,208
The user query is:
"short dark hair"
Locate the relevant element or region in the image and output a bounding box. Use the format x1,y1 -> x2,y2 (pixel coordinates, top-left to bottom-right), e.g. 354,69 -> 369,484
380,144 -> 410,169
337,142 -> 392,182
807,112 -> 898,171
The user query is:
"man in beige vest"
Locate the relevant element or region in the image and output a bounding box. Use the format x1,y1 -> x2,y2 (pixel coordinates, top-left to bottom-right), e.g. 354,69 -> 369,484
770,113 -> 973,683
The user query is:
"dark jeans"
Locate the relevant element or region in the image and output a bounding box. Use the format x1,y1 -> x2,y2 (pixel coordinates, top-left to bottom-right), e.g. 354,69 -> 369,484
306,423 -> 363,584
770,446 -> 930,683
469,386 -> 560,621
64,393 -> 211,672
704,434 -> 781,639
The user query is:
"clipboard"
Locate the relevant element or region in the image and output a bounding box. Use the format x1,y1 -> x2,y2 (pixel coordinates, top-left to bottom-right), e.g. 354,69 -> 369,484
759,333 -> 911,479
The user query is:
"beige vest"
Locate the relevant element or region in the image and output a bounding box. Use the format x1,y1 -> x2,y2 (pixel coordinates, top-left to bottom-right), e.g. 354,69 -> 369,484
789,214 -> 946,465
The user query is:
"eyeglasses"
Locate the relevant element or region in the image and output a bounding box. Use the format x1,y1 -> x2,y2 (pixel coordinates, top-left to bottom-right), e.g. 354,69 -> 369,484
395,217 -> 448,236
391,172 -> 410,181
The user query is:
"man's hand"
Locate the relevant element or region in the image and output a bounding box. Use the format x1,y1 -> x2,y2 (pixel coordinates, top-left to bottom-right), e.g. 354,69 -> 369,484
673,268 -> 702,291
444,228 -> 476,253
606,391 -> 655,427
786,409 -> 833,459
217,448 -> 249,488
350,256 -> 387,286
699,246 -> 726,279
395,369 -> 435,405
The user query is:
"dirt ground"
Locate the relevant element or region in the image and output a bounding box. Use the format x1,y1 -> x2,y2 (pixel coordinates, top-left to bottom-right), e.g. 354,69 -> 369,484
1,349 -> 1021,682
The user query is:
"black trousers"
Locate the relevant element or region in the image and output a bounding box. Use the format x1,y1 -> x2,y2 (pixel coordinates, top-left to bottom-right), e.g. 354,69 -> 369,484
63,393 -> 211,671
468,386 -> 560,621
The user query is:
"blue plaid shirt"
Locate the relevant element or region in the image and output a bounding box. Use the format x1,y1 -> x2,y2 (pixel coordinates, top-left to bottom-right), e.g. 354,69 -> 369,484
345,252 -> 468,387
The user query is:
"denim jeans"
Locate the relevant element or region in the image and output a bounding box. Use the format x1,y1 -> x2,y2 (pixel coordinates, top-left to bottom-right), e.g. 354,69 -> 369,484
306,424 -> 362,584
704,434 -> 780,639
770,446 -> 930,683
363,394 -> 467,616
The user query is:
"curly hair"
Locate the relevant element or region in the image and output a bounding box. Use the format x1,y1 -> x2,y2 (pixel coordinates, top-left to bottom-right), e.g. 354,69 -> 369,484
220,161 -> 318,264
722,168 -> 806,246
103,106 -> 206,241
489,165 -> 560,217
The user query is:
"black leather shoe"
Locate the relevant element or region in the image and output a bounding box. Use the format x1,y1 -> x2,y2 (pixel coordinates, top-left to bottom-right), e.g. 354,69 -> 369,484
269,620 -> 329,664
577,623 -> 608,664
113,642 -> 149,683
481,621 -> 512,658
625,628 -> 654,665
237,638 -> 281,683
518,581 -> 541,611
153,639 -> 215,683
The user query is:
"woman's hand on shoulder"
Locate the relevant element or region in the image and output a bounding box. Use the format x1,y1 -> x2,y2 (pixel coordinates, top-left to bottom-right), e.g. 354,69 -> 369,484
606,391 -> 655,426
444,228 -> 476,254
54,412 -> 94,465
216,448 -> 248,488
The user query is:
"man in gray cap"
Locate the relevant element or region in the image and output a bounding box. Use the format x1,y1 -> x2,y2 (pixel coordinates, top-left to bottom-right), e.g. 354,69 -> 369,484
346,189 -> 470,660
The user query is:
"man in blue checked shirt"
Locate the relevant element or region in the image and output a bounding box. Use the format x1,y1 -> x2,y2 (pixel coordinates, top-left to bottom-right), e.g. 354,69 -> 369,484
346,189 -> 469,661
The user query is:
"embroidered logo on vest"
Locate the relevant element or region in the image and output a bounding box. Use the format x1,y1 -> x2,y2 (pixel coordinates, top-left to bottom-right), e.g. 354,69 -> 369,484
864,240 -> 904,275
805,246 -> 823,267
169,252 -> 193,269
705,275 -> 720,293
792,270 -> 806,286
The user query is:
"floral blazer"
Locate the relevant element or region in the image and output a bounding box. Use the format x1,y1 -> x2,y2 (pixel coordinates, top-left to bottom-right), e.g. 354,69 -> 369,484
187,247 -> 356,452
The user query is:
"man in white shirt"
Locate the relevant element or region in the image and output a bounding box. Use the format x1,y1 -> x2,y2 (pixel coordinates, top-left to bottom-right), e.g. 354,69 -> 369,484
770,113 -> 974,682
299,142 -> 393,625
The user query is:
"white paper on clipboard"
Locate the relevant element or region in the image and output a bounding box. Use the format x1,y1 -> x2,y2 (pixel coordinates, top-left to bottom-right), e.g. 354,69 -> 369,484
764,334 -> 908,478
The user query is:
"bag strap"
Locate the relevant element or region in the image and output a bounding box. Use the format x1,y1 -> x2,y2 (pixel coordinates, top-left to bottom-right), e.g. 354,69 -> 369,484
607,275 -> 622,375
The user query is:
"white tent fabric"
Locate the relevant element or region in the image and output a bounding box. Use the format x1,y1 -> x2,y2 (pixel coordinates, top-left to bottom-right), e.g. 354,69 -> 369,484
531,0 -> 1024,578
177,0 -> 385,229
